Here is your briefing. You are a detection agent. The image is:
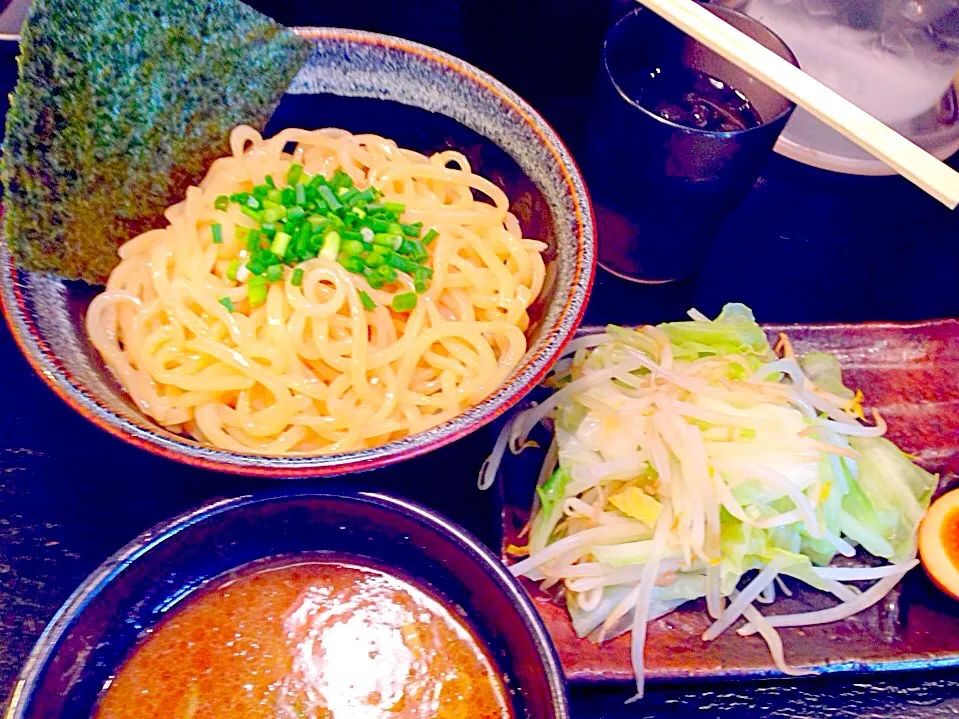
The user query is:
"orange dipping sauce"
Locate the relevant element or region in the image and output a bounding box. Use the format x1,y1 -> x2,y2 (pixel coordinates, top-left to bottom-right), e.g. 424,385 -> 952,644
94,560 -> 514,718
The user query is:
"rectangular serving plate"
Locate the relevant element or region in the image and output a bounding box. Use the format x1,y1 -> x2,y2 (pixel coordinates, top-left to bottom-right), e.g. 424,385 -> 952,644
501,319 -> 959,683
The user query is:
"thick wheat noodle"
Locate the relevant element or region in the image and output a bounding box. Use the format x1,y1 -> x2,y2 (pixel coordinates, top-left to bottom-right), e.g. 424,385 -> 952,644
87,126 -> 546,455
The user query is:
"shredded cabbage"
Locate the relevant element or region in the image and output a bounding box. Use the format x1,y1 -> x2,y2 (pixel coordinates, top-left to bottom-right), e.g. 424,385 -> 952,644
488,304 -> 937,699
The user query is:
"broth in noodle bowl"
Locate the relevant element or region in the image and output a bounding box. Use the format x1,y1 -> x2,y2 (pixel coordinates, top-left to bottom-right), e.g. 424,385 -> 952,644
86,127 -> 546,455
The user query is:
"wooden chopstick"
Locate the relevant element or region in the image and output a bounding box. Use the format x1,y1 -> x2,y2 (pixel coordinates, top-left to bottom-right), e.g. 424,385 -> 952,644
637,0 -> 959,209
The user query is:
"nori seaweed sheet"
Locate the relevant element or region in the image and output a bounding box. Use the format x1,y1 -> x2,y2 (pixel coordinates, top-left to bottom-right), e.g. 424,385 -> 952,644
2,0 -> 312,284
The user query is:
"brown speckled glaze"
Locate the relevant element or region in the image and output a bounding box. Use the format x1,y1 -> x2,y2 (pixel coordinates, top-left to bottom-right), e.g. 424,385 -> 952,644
0,28 -> 595,478
504,319 -> 959,682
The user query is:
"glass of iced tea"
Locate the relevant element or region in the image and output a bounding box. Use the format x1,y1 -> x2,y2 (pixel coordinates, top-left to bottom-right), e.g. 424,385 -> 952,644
584,3 -> 798,283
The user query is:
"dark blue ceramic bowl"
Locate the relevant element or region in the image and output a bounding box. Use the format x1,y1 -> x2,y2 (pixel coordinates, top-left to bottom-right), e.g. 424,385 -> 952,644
5,492 -> 569,718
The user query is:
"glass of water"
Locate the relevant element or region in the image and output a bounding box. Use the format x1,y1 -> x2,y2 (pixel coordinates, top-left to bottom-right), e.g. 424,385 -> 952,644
728,0 -> 959,165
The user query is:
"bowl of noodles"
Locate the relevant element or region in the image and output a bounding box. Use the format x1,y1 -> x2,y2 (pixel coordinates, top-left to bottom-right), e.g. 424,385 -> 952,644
0,28 -> 595,476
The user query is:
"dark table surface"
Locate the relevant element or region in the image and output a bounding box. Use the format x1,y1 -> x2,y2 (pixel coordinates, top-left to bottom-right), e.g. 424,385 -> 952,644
3,2 -> 959,717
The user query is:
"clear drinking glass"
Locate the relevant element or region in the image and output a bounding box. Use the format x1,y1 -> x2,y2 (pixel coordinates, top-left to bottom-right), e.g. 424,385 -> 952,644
583,4 -> 798,283
734,0 -> 959,166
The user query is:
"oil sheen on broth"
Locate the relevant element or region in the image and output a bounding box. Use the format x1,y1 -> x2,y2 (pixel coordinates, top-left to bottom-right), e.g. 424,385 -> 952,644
95,561 -> 513,718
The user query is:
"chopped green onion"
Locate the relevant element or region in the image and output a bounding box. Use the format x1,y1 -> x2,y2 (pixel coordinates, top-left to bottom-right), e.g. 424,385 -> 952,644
211,167 -> 431,306
308,218 -> 330,236
385,252 -> 430,276
373,233 -> 402,251
266,264 -> 284,283
248,276 -> 268,306
411,241 -> 428,262
320,231 -> 341,261
211,223 -> 223,244
287,205 -> 306,223
248,255 -> 267,275
397,239 -> 427,261
363,266 -> 385,289
226,259 -> 241,281
359,290 -> 376,311
342,239 -> 365,256
391,292 -> 417,312
413,268 -> 429,294
245,229 -> 261,253
353,187 -> 377,204
241,205 -> 263,223
263,250 -> 283,266
340,255 -> 365,273
271,231 -> 292,257
377,265 -> 398,283
292,223 -> 312,261
331,169 -> 354,189
218,296 -> 235,312
262,207 -> 286,224
318,185 -> 342,211
287,163 -> 304,186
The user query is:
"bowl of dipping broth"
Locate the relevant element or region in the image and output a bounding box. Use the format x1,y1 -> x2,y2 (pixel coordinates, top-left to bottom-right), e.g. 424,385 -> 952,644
5,492 -> 569,718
